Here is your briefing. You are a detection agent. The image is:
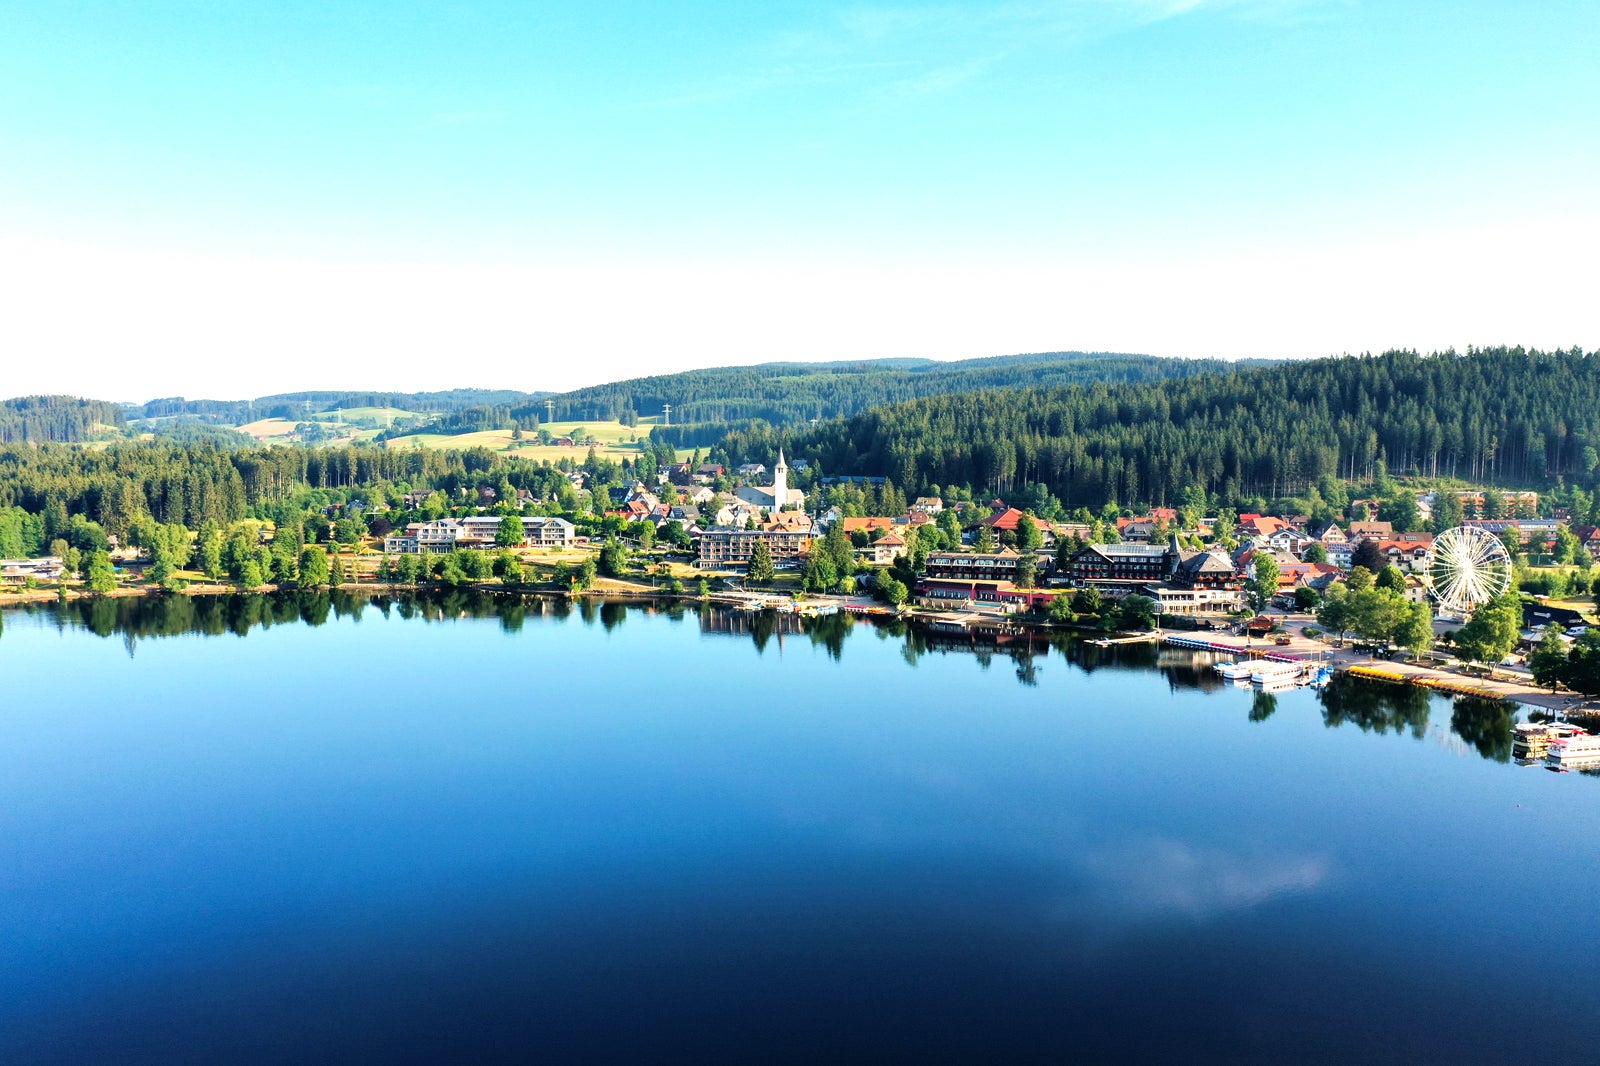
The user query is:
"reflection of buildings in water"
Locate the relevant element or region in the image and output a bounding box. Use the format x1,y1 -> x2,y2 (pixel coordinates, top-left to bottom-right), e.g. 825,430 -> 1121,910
698,607 -> 807,638
1155,649 -> 1230,694
1064,637 -> 1158,676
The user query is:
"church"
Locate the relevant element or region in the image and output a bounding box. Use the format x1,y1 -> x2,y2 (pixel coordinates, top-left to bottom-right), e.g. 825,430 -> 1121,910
736,448 -> 806,513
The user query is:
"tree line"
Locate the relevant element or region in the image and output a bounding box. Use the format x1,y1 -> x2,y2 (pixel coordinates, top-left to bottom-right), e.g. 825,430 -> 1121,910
532,351 -> 1245,427
0,396 -> 126,443
713,347 -> 1600,512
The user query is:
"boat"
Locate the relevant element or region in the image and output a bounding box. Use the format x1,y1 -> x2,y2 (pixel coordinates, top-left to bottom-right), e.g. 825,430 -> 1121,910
1544,731 -> 1600,772
1514,722 -> 1586,762
1212,661 -> 1253,681
1307,665 -> 1334,689
1249,660 -> 1304,687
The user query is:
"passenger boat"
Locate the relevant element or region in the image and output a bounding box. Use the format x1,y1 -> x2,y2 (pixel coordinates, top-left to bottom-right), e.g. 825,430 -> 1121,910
1213,661 -> 1253,681
1514,722 -> 1585,762
1544,731 -> 1600,772
1249,660 -> 1303,687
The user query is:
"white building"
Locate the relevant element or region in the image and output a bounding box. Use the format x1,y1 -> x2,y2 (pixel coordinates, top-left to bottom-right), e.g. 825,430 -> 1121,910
735,448 -> 805,513
384,516 -> 575,553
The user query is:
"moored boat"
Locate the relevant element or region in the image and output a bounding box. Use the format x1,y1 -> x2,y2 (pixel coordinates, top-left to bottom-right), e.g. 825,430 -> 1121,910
1249,660 -> 1303,687
1544,730 -> 1600,771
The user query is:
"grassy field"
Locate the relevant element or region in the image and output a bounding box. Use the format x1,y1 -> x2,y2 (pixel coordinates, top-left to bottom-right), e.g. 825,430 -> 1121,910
237,417 -> 304,440
237,416 -> 388,444
382,419 -> 653,460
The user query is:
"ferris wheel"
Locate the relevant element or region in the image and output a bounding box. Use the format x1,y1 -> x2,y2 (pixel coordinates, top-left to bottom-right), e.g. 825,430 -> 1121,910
1422,525 -> 1513,615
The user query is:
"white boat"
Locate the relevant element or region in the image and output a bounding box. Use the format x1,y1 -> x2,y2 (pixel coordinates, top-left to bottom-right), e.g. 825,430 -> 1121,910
1544,731 -> 1600,771
1249,660 -> 1303,687
1213,661 -> 1253,681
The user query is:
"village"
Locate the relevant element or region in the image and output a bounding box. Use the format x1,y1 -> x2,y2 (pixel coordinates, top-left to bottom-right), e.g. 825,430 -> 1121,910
8,448 -> 1600,717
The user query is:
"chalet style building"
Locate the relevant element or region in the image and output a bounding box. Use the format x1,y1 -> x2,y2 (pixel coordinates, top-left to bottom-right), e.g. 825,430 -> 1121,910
1062,538 -> 1243,613
926,547 -> 1027,581
696,521 -> 814,567
1065,542 -> 1177,584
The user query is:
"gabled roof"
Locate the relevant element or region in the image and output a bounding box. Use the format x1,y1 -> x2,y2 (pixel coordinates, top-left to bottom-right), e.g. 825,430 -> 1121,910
1177,551 -> 1235,574
841,516 -> 896,533
1080,542 -> 1173,560
982,507 -> 1026,531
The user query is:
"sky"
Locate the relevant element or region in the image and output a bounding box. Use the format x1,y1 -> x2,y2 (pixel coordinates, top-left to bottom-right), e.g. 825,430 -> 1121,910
0,0 -> 1595,401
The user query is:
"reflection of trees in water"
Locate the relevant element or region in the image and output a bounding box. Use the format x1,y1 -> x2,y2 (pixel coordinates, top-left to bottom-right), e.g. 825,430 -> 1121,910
599,602 -> 627,631
1014,649 -> 1039,687
1250,691 -> 1278,721
1317,674 -> 1431,738
25,589 -> 577,654
1449,697 -> 1518,763
749,609 -> 776,654
802,613 -> 852,662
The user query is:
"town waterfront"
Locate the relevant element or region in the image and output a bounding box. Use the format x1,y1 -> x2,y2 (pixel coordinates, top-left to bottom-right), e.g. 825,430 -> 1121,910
3,593 -> 1599,1064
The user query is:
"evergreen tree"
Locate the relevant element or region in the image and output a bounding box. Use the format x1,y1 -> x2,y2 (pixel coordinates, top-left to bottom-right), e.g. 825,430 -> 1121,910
1430,492 -> 1464,533
747,538 -> 776,584
1016,514 -> 1043,551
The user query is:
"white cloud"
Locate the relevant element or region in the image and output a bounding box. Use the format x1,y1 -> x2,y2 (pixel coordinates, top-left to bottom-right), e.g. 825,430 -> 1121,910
1078,838 -> 1332,920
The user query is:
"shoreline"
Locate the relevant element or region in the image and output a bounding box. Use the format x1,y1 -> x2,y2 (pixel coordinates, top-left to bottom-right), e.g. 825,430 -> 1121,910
5,583 -> 1583,714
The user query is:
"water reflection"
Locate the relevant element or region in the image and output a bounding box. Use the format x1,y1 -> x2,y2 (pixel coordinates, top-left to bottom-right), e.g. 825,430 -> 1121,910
1450,697 -> 1518,763
1316,674 -> 1432,739
0,595 -> 1534,770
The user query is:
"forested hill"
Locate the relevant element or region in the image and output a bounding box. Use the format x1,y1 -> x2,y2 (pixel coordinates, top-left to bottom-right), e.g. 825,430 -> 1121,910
533,351 -> 1255,427
717,347 -> 1599,510
0,396 -> 125,444
131,389 -> 548,423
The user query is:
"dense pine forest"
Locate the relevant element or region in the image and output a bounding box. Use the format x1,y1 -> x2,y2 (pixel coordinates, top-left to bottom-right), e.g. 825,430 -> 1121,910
131,389 -> 547,425
0,439 -> 588,558
712,347 -> 1600,509
0,396 -> 126,444
533,351 -> 1252,427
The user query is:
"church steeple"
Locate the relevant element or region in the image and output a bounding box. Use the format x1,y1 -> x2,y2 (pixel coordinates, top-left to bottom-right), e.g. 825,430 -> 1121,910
771,448 -> 789,512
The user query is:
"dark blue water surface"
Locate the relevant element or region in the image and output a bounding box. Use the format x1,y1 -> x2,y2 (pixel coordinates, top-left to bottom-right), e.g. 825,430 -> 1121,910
3,592 -> 1598,1064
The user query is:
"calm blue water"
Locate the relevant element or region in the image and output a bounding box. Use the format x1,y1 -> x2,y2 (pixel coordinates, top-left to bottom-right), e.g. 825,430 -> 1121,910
2,593 -> 1597,1064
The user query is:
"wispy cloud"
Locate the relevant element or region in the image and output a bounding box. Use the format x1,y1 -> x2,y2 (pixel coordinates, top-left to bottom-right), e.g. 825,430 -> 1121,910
653,0 -> 1344,108
1077,838 -> 1332,921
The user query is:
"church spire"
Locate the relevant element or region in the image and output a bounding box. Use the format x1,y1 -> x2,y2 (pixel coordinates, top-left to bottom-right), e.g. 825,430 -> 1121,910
771,447 -> 789,512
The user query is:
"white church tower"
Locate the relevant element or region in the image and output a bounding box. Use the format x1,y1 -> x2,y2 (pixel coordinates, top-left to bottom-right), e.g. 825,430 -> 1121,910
771,448 -> 789,512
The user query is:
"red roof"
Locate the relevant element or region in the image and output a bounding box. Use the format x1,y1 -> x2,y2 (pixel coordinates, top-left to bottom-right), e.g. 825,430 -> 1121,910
983,507 -> 1026,531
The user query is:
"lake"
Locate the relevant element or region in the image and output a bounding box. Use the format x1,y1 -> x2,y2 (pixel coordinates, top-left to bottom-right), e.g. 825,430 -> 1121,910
2,592 -> 1597,1064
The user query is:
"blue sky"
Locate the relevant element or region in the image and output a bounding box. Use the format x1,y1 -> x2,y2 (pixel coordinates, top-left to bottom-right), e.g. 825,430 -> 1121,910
1,1 -> 1595,399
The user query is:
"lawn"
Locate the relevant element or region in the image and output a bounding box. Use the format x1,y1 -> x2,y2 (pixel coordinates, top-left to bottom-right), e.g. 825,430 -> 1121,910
383,419 -> 653,460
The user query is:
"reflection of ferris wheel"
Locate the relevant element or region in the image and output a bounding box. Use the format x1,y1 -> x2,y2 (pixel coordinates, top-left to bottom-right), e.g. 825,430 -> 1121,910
1423,525 -> 1512,615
